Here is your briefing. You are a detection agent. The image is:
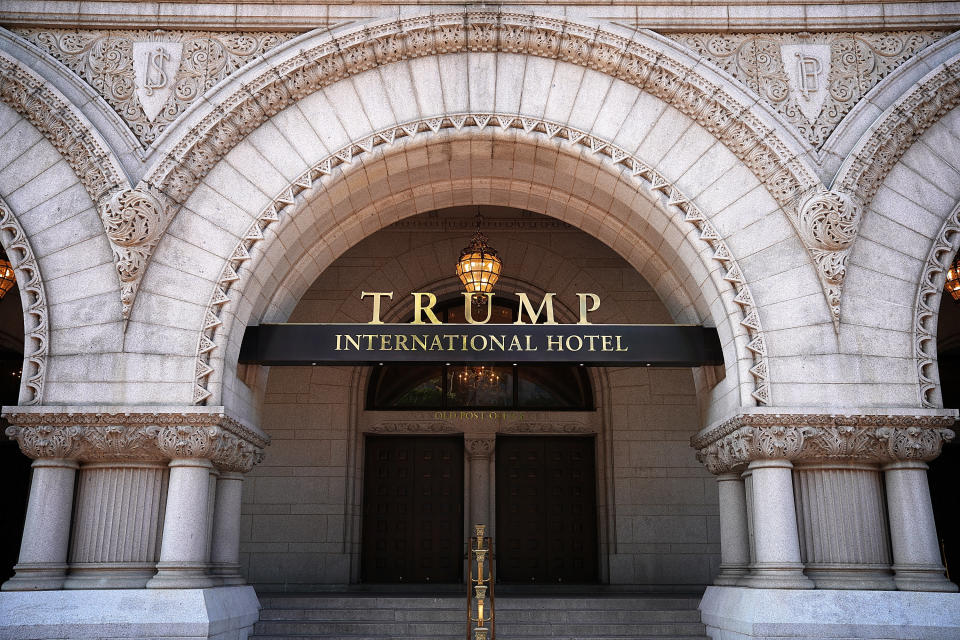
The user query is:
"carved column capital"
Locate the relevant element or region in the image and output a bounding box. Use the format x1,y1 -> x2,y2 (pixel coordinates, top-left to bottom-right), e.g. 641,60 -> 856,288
692,409 -> 957,475
2,406 -> 268,472
465,436 -> 496,460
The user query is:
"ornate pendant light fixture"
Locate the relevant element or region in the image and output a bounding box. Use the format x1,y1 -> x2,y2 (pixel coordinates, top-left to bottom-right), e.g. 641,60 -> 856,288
456,214 -> 502,301
947,254 -> 960,303
0,250 -> 16,300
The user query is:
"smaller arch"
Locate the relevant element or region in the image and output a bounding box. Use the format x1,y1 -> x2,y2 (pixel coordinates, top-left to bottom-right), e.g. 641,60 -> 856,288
0,196 -> 48,405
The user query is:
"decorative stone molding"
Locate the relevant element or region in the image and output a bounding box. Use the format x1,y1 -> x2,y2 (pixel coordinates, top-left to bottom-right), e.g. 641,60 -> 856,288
914,203 -> 960,408
464,436 -> 496,459
796,189 -> 864,323
2,408 -> 269,472
672,32 -> 946,150
99,185 -> 172,319
692,410 -> 956,474
0,50 -> 128,206
191,113 -> 771,410
144,13 -> 818,207
0,197 -> 49,405
367,421 -> 458,434
499,422 -> 596,434
14,29 -> 298,147
835,56 -> 960,208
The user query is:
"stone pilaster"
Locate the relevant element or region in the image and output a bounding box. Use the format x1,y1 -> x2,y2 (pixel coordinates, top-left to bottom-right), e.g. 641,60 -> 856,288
64,462 -> 168,589
210,471 -> 246,585
793,462 -> 893,590
465,436 -> 495,531
715,472 -> 750,585
692,408 -> 956,591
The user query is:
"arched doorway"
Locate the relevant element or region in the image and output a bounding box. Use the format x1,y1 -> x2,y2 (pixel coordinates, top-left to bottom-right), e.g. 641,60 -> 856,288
240,205 -> 717,591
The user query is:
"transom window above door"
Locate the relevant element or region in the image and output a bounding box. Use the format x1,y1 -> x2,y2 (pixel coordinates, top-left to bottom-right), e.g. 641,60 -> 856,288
367,299 -> 593,411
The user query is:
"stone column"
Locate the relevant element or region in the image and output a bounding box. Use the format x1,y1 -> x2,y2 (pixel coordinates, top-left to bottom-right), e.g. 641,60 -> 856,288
793,462 -> 894,590
884,461 -> 957,592
742,459 -> 813,589
2,458 -> 78,591
147,459 -> 216,588
64,462 -> 168,589
465,437 -> 495,529
210,471 -> 246,585
715,472 -> 750,585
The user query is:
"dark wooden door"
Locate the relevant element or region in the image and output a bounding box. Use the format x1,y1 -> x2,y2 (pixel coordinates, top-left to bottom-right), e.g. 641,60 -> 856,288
361,436 -> 463,583
496,436 -> 598,583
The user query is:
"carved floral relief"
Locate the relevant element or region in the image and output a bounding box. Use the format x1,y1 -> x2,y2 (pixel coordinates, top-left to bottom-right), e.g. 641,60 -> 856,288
673,32 -> 947,149
15,29 -> 297,147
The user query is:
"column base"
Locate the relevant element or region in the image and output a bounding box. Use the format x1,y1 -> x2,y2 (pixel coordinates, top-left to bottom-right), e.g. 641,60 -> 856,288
714,564 -> 750,586
738,563 -> 814,589
146,562 -> 215,589
1,563 -> 69,591
699,585 -> 960,639
805,564 -> 896,591
210,564 -> 246,586
63,563 -> 158,590
892,564 -> 959,592
0,585 -> 259,639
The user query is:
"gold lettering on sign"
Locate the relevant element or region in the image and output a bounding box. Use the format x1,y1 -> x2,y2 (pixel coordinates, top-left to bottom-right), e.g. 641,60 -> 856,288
412,292 -> 442,325
515,293 -> 557,325
361,291 -> 393,324
464,292 -> 495,324
576,293 -> 600,324
144,47 -> 170,96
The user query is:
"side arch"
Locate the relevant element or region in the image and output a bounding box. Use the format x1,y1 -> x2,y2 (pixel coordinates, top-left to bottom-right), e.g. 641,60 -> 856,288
0,195 -> 48,405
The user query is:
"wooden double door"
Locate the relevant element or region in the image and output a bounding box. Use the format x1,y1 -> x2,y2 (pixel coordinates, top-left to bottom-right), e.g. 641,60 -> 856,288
360,434 -> 598,584
496,436 -> 598,584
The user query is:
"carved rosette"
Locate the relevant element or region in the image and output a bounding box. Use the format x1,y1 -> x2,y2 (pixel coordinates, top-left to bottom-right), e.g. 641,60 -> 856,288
796,189 -> 863,326
3,409 -> 268,473
99,186 -> 171,320
692,412 -> 955,474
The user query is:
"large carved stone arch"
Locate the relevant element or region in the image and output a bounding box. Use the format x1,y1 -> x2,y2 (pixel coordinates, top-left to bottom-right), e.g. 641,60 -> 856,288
128,13 -> 861,333
147,109 -> 791,426
836,55 -> 960,408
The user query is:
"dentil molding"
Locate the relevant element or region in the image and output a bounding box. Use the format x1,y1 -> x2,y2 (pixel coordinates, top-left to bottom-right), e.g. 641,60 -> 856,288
691,409 -> 957,474
2,407 -> 269,472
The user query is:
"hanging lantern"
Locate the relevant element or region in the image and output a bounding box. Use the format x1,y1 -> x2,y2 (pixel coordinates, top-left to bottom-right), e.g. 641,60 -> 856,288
456,215 -> 502,297
0,256 -> 15,300
947,254 -> 960,302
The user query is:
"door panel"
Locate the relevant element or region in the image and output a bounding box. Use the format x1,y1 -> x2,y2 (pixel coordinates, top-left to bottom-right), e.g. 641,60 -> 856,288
362,436 -> 463,583
496,436 -> 598,583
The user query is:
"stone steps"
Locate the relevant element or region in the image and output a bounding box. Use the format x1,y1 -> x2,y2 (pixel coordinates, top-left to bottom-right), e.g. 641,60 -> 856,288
252,593 -> 709,640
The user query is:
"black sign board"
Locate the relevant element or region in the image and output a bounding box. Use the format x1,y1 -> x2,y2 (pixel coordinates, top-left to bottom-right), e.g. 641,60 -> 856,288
238,323 -> 723,367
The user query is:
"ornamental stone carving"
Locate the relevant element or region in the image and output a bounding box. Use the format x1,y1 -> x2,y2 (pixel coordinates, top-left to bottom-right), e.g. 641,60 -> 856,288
692,411 -> 956,474
465,437 -> 496,459
15,29 -> 297,147
796,189 -> 863,322
0,197 -> 49,405
672,31 -> 946,149
99,185 -> 171,319
3,408 -> 268,473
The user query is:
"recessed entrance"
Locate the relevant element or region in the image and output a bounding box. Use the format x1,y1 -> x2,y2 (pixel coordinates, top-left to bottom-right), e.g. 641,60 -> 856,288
496,436 -> 598,584
361,436 -> 464,583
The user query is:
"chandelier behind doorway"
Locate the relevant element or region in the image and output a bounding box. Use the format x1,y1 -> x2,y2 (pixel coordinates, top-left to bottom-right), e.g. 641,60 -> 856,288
455,213 -> 504,392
